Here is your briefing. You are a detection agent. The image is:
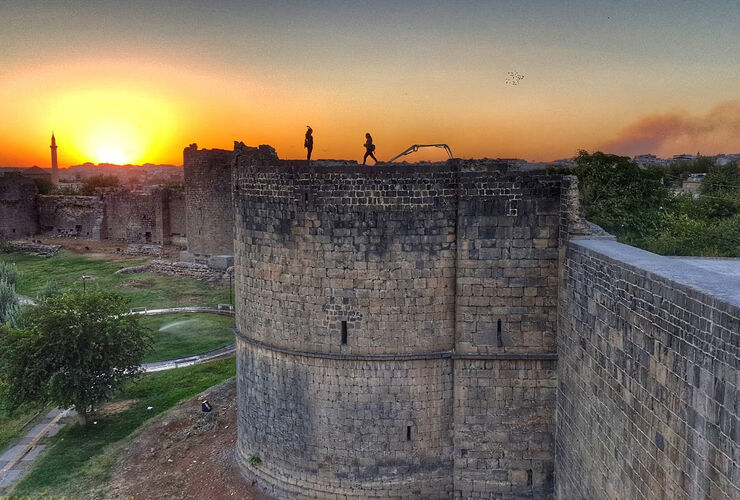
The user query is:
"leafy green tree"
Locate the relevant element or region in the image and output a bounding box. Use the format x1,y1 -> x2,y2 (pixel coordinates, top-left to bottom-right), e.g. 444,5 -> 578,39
700,162 -> 740,195
665,157 -> 715,180
0,289 -> 152,425
568,150 -> 670,237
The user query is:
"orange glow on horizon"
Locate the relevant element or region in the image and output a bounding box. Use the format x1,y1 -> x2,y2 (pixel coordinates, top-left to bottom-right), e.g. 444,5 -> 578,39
0,56 -> 738,167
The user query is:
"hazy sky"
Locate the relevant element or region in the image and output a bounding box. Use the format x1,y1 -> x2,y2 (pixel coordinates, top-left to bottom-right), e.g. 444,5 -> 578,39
1,0 -> 739,166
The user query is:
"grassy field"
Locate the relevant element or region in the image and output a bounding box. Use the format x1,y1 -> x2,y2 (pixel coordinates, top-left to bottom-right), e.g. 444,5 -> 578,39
9,357 -> 236,498
141,312 -> 235,362
0,250 -> 230,308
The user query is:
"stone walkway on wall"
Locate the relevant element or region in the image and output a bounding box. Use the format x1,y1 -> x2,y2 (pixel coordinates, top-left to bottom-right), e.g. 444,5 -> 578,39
0,305 -> 236,493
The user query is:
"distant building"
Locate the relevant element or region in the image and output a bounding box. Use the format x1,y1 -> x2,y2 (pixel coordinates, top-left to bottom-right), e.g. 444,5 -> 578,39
0,165 -> 52,183
715,154 -> 740,166
633,154 -> 667,168
671,154 -> 698,162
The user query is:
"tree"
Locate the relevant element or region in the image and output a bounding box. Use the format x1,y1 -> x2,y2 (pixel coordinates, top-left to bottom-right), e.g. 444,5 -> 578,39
81,174 -> 120,195
0,289 -> 152,425
567,150 -> 670,237
700,162 -> 740,195
32,177 -> 54,195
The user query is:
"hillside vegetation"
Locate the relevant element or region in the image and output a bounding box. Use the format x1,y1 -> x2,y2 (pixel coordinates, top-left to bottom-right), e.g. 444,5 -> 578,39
553,151 -> 740,257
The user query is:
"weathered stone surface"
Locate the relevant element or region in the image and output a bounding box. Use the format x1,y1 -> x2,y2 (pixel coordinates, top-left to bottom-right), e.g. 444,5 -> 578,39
0,172 -> 38,238
207,254 -> 233,270
37,195 -> 105,239
102,187 -> 182,245
116,259 -> 226,281
233,156 -> 562,499
556,239 -> 739,500
183,144 -> 235,259
7,240 -> 60,257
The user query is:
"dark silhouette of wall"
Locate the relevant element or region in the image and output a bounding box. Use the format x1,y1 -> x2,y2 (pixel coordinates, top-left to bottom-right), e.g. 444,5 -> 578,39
0,172 -> 38,238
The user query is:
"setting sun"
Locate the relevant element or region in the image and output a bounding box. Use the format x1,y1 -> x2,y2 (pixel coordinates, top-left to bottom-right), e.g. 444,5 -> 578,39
46,87 -> 179,165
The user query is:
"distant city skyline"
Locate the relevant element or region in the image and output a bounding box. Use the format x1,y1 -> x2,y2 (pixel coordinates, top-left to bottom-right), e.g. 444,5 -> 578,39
1,1 -> 738,166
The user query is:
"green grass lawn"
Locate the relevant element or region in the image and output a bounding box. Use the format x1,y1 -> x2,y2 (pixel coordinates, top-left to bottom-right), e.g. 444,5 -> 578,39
0,250 -> 230,308
141,312 -> 235,362
9,357 -> 236,498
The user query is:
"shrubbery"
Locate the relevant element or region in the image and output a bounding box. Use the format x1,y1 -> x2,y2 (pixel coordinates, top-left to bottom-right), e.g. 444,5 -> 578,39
555,151 -> 739,257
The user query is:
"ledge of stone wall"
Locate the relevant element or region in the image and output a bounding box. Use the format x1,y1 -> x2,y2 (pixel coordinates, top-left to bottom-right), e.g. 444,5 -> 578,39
571,238 -> 740,308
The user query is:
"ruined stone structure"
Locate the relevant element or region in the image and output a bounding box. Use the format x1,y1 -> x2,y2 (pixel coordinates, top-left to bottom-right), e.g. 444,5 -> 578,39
0,172 -> 39,238
232,148 -> 738,499
0,173 -> 186,246
37,195 -> 106,239
233,154 -> 564,498
103,188 -> 184,245
182,144 -> 235,263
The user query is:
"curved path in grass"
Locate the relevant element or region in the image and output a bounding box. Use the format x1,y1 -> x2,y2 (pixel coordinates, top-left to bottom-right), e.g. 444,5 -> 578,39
131,306 -> 236,373
0,305 -> 236,492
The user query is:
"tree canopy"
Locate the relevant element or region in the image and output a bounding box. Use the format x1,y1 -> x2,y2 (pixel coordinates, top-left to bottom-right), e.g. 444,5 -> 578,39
0,289 -> 152,424
552,151 -> 739,257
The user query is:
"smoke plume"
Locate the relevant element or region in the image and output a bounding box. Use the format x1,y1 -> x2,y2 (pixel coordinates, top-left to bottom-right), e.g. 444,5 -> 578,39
602,100 -> 740,156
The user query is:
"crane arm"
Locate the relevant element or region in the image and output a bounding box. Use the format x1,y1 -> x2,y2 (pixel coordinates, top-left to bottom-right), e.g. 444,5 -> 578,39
388,144 -> 454,163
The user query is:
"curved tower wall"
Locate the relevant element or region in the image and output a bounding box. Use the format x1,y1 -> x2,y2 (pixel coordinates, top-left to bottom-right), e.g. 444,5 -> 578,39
183,144 -> 235,260
234,156 -> 563,498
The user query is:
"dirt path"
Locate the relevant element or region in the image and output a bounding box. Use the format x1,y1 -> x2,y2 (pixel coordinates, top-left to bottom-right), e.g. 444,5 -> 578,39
88,378 -> 267,500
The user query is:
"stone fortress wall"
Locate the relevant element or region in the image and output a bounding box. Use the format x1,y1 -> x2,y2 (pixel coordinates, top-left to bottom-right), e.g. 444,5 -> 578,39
181,143 -> 235,263
232,146 -> 738,499
37,195 -> 106,239
0,172 -> 39,238
556,240 -> 739,500
232,150 -> 565,498
0,174 -> 186,247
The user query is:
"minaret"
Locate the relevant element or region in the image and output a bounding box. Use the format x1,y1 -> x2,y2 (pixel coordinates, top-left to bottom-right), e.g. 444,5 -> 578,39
50,132 -> 58,183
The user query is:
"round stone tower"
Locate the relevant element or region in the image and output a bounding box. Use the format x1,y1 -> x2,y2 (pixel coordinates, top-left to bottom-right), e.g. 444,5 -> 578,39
234,160 -> 458,498
234,151 -> 563,499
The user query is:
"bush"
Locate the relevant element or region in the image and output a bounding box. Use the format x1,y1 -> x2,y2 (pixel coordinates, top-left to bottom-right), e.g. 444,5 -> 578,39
37,280 -> 62,300
641,213 -> 740,257
81,175 -> 120,195
33,178 -> 55,195
0,261 -> 19,286
0,279 -> 21,327
556,151 -> 739,257
700,162 -> 740,196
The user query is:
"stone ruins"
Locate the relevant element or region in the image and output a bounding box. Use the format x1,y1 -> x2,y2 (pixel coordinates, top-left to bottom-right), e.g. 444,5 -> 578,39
231,146 -> 737,499
1,142 -> 736,499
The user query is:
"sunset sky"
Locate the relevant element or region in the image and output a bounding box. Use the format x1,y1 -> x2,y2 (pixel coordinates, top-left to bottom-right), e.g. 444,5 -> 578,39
1,1 -> 738,167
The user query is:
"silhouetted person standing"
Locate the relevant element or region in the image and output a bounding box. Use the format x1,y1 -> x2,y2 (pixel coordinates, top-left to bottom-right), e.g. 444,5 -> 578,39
363,133 -> 377,164
304,126 -> 313,161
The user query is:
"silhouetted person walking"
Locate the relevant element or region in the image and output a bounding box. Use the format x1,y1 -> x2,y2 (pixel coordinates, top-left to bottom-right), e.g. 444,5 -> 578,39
304,126 -> 313,161
363,133 -> 377,164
